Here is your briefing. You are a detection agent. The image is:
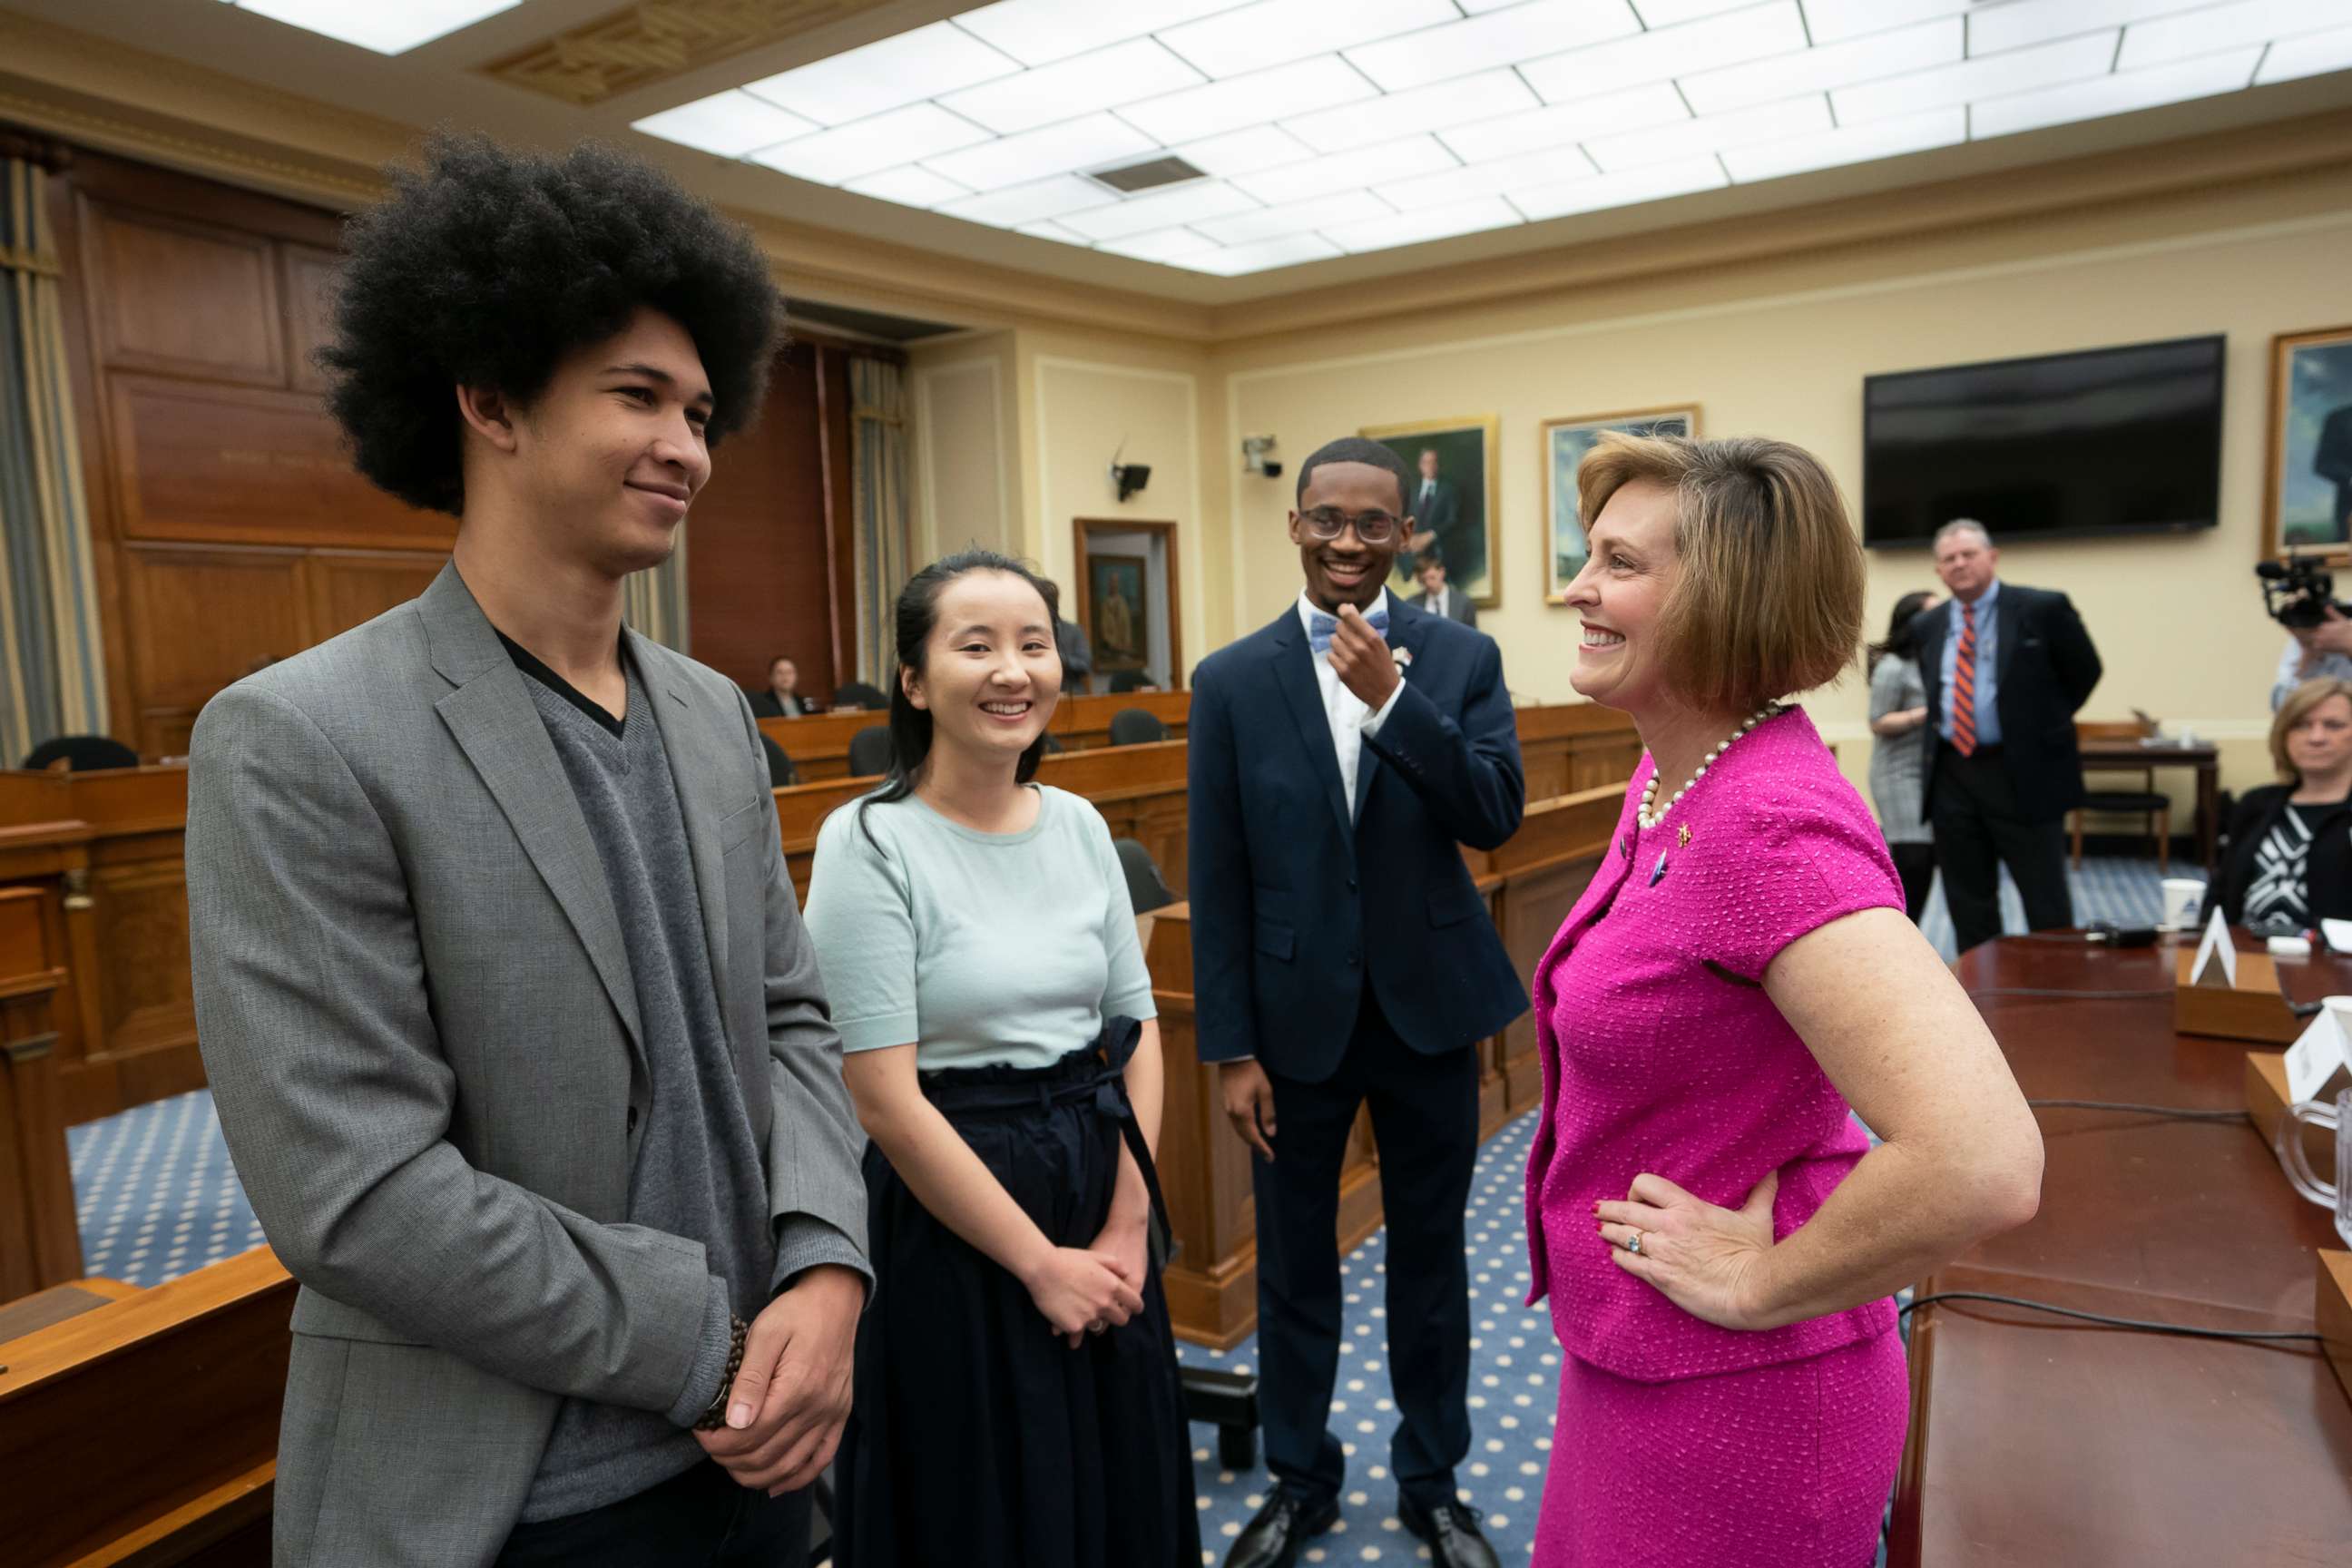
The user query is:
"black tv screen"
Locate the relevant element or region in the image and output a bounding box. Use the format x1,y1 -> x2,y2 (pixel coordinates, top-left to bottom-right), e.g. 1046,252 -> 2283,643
1861,335 -> 2224,548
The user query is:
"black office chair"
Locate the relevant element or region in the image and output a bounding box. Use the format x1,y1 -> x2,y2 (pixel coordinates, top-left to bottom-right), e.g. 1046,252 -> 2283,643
22,734 -> 140,771
1040,731 -> 1064,755
831,681 -> 889,712
759,734 -> 799,789
848,725 -> 894,778
1113,838 -> 1175,916
1107,670 -> 1152,694
1107,708 -> 1169,747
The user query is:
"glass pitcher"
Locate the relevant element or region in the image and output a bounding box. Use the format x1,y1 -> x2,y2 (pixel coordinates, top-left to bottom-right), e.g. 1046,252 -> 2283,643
2278,1086 -> 2352,1250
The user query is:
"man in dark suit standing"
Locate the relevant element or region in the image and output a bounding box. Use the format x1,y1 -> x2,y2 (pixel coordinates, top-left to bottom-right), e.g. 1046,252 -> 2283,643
1916,519 -> 2103,953
1402,446 -> 1485,588
1191,438 -> 1524,1568
1407,552 -> 1477,629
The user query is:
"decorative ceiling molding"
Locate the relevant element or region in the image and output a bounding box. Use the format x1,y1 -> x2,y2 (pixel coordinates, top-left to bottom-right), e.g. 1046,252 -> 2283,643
482,0 -> 900,107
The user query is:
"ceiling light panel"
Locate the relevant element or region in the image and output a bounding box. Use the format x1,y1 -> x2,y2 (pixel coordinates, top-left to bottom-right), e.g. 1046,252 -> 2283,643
2259,21 -> 2352,83
920,113 -> 1157,191
1517,2 -> 1810,103
1507,155 -> 1730,220
1800,0 -> 1973,46
937,38 -> 1204,136
1280,68 -> 1543,154
1326,194 -> 1525,252
1679,18 -> 1962,115
1718,104 -> 1965,181
1233,133 -> 1462,206
638,0 -> 2352,279
750,103 -> 994,184
1116,54 -> 1382,144
2119,0 -> 2352,72
226,0 -> 519,54
1192,190 -> 1396,245
1345,0 -> 1643,92
1157,0 -> 1459,81
742,22 -> 1018,125
1835,30 -> 2120,122
949,0 -> 1239,68
1972,46 -> 2264,137
1582,93 -> 1831,172
632,92 -> 819,159
1174,233 -> 1347,275
1058,180 -> 1263,240
1437,83 -> 1691,163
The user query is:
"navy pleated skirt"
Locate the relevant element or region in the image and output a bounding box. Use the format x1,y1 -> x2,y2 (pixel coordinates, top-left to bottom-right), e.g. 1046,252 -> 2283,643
832,1019 -> 1201,1568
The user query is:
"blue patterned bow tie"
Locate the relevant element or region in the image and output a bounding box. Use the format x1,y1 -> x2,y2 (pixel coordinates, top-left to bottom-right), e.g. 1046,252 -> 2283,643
1308,605 -> 1388,655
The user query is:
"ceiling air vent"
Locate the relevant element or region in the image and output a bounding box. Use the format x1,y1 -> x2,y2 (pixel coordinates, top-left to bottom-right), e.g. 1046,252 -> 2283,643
1087,155 -> 1207,195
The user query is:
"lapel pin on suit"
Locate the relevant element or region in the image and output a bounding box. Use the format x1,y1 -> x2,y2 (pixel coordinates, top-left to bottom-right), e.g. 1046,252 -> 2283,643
1677,823 -> 1691,848
1392,645 -> 1412,675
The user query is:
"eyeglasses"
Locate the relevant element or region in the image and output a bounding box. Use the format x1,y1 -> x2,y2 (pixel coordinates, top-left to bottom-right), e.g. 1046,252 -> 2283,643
1298,507 -> 1401,544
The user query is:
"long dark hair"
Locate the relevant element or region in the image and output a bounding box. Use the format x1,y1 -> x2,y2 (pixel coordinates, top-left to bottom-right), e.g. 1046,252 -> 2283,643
1867,591 -> 1936,669
857,548 -> 1060,851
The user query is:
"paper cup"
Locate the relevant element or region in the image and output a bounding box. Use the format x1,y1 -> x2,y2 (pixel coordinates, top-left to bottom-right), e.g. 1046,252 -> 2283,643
2160,878 -> 2205,931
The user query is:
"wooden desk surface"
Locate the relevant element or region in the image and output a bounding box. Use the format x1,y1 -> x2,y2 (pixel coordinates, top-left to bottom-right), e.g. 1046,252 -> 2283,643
1892,934 -> 2352,1566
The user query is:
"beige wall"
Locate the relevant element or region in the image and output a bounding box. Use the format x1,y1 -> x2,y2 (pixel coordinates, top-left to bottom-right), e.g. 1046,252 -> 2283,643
1210,166 -> 2352,814
908,331 -> 1018,564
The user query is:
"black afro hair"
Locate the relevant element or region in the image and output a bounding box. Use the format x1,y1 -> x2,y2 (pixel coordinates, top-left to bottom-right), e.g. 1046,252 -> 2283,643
320,132 -> 783,516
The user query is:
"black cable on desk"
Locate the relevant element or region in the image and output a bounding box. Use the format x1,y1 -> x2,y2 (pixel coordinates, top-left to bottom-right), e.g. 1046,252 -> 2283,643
1899,1291 -> 2325,1345
2026,1098 -> 2246,1123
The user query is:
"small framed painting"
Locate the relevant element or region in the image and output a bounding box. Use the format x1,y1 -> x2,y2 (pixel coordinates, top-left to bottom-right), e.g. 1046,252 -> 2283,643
1359,416 -> 1503,608
1543,407 -> 1699,603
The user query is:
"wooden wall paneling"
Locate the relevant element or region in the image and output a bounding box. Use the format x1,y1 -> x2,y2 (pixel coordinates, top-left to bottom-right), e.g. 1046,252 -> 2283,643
107,375 -> 451,552
687,348 -> 838,697
279,242 -> 340,394
119,545 -> 308,759
77,198 -> 282,385
303,550 -> 446,644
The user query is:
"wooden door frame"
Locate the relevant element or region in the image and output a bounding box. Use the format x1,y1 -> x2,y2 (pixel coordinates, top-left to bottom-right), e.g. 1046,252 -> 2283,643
1072,517 -> 1182,691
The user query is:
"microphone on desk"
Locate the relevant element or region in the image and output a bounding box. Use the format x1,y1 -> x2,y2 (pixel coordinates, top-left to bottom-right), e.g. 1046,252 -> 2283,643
2082,922 -> 2160,946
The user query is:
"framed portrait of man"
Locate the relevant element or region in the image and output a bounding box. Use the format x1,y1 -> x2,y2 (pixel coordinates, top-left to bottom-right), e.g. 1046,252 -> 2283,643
2266,325 -> 2352,556
1359,416 -> 1503,609
1543,406 -> 1700,603
1086,554 -> 1150,672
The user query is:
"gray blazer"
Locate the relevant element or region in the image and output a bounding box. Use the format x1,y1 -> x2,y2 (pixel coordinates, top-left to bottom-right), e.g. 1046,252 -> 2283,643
185,564 -> 867,1567
1408,586 -> 1478,629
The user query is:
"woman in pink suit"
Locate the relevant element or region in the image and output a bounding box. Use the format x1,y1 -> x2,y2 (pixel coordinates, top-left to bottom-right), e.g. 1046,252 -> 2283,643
1526,434 -> 2043,1566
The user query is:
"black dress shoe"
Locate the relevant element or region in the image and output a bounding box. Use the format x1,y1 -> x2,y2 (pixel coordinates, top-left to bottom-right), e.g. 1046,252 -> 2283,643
1224,1484 -> 1340,1568
1399,1494 -> 1502,1568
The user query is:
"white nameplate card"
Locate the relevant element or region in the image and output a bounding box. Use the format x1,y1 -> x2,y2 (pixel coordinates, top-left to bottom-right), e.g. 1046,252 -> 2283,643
2288,1000 -> 2352,1103
2323,917 -> 2352,954
2189,907 -> 2237,989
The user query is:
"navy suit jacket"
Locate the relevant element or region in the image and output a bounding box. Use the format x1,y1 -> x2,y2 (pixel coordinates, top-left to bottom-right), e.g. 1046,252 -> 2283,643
1915,581 -> 2102,822
1187,597 -> 1529,1084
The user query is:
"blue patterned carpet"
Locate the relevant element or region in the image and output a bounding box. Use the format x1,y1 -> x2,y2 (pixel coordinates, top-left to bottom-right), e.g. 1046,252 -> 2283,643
70,858 -> 2194,1563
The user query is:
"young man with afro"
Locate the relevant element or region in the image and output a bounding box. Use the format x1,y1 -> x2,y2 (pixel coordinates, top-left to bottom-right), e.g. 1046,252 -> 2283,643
183,135 -> 871,1566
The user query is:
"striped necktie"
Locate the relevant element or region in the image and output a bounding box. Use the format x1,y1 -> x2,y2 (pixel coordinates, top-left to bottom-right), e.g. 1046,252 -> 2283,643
1952,602 -> 1978,757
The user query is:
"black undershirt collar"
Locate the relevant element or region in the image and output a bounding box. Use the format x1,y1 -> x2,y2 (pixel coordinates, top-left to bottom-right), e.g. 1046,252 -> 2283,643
498,631 -> 629,739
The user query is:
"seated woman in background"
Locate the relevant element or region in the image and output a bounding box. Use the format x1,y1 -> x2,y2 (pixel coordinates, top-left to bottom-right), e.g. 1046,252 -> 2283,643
1528,433 -> 2043,1568
1867,589 -> 1940,921
2205,676 -> 2352,934
803,550 -> 1197,1568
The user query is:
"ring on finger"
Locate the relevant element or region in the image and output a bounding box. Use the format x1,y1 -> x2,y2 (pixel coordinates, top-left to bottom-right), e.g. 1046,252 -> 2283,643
1088,1319 -> 1107,1334
1623,1230 -> 1643,1256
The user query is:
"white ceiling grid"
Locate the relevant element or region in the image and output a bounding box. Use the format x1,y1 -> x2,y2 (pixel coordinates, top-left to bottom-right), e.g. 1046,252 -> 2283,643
591,0 -> 2352,276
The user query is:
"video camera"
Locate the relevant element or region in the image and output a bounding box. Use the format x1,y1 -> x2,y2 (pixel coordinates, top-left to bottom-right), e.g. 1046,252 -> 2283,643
2258,556 -> 2352,629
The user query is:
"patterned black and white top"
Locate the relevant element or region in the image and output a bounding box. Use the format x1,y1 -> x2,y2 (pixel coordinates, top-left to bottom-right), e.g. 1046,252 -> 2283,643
2244,801 -> 2338,934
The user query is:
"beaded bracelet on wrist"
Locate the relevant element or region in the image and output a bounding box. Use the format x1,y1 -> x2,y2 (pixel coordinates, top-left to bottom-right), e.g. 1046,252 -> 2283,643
693,1315 -> 750,1432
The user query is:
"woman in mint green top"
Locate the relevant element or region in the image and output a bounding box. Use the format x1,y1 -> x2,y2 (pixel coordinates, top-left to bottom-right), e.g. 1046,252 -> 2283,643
803,550 -> 1198,1568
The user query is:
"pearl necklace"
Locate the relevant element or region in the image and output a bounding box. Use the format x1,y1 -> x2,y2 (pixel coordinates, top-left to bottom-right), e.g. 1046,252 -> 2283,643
1637,703 -> 1784,830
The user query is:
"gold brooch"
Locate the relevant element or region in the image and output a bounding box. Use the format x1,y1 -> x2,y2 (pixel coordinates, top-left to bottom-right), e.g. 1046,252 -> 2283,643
1676,824 -> 1691,848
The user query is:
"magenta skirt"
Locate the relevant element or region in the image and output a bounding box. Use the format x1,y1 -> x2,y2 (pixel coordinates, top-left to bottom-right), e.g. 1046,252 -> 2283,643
1534,1331 -> 1908,1568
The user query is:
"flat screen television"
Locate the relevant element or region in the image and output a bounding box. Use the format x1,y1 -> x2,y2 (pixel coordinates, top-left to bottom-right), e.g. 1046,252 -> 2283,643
1861,335 -> 2224,548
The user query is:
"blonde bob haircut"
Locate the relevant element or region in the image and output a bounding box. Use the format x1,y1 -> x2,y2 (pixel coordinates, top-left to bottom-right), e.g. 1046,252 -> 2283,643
2270,677 -> 2352,779
1577,432 -> 1866,716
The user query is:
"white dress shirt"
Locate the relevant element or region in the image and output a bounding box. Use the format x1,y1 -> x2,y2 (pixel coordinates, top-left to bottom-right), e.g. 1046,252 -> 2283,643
1297,589 -> 1406,818
1426,586 -> 1449,621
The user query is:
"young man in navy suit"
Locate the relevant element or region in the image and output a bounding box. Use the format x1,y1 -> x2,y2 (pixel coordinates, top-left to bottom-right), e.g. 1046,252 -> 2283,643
1190,438 -> 1525,1568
